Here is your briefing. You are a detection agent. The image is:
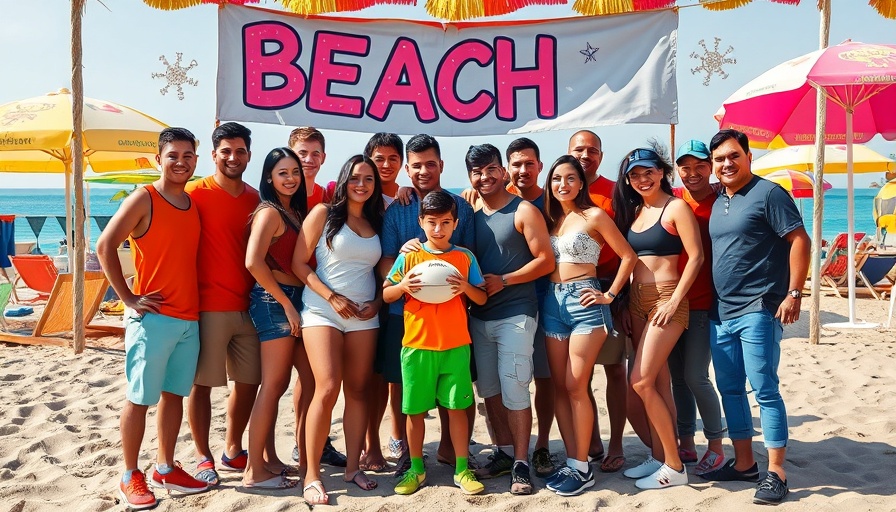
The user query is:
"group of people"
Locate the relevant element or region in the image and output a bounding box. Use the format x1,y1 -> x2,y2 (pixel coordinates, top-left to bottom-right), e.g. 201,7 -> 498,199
97,122 -> 809,509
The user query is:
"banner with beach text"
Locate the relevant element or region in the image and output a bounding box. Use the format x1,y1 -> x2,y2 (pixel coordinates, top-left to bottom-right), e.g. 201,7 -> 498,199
217,5 -> 678,136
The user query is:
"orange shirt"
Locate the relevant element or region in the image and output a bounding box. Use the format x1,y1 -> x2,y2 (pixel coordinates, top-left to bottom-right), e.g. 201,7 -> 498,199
186,176 -> 259,312
588,175 -> 621,278
674,187 -> 716,310
130,185 -> 200,321
387,246 -> 484,351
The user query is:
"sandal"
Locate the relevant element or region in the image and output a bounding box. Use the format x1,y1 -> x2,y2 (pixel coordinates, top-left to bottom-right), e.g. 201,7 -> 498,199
243,475 -> 298,489
303,480 -> 329,505
344,470 -> 378,490
599,455 -> 626,473
679,448 -> 698,464
359,452 -> 389,472
194,460 -> 220,486
510,461 -> 533,495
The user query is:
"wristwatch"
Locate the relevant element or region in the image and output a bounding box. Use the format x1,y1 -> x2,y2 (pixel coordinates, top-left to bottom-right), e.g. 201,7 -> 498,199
607,291 -> 617,299
788,289 -> 802,299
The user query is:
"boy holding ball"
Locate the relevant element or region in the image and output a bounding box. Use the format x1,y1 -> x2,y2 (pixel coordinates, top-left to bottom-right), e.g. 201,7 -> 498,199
383,190 -> 488,496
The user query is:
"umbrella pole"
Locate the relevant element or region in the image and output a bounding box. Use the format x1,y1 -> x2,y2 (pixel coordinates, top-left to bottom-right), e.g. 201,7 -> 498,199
809,0 -> 830,344
847,111 -> 856,323
65,164 -> 73,264
71,0 -> 86,353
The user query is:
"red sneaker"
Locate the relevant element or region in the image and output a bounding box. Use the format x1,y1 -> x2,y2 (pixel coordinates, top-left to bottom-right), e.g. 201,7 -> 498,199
220,450 -> 248,472
119,470 -> 157,510
150,462 -> 209,494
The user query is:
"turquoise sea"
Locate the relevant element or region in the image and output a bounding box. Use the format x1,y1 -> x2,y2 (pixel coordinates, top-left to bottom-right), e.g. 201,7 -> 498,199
0,187 -> 882,254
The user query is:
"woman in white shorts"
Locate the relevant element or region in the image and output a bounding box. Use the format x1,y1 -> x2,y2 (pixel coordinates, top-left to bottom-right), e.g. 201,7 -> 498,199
292,154 -> 384,505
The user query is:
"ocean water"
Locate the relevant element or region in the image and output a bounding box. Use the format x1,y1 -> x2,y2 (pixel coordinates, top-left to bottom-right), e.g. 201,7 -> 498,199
0,187 -> 882,254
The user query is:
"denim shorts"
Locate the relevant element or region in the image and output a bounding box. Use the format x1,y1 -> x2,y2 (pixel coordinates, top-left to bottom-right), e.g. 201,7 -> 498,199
248,282 -> 303,342
541,278 -> 612,340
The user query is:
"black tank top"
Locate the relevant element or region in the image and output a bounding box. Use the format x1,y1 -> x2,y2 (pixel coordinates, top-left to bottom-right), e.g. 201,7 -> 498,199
627,197 -> 684,257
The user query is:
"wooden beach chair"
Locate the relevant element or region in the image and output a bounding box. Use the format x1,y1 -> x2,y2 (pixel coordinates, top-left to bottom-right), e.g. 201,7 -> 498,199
0,271 -> 123,347
818,233 -> 866,292
857,253 -> 896,300
0,282 -> 11,332
10,254 -> 57,302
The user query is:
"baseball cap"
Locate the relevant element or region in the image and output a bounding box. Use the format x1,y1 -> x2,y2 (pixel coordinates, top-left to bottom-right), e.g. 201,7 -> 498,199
675,140 -> 710,163
625,148 -> 663,174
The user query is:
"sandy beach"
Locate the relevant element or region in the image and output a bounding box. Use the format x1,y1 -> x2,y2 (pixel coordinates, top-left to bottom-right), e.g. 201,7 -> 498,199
1,294 -> 895,512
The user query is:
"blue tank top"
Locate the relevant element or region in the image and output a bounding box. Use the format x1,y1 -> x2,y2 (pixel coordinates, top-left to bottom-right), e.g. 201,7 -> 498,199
627,197 -> 683,257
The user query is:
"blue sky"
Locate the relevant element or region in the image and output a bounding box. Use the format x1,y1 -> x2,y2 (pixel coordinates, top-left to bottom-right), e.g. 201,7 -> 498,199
1,0 -> 894,190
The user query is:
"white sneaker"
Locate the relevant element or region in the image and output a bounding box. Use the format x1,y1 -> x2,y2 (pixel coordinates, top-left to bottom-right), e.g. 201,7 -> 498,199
635,464 -> 688,490
623,456 -> 661,479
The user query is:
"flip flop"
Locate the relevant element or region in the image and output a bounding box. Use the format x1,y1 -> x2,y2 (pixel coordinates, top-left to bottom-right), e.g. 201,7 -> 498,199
243,475 -> 298,489
359,452 -> 389,472
588,450 -> 605,464
344,470 -> 378,491
194,460 -> 220,486
303,480 -> 329,505
599,455 -> 626,473
679,448 -> 698,464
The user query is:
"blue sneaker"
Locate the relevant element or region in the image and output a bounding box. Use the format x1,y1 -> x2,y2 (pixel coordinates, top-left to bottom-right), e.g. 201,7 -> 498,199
544,465 -> 573,486
549,467 -> 594,497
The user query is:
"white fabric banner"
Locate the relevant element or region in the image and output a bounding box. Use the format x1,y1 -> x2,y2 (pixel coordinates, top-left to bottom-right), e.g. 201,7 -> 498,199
217,6 -> 678,135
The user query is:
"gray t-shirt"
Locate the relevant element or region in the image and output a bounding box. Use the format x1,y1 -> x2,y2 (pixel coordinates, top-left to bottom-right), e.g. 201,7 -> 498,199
708,175 -> 803,321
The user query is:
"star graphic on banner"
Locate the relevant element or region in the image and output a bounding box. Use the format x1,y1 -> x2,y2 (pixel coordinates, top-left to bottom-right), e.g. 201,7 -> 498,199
580,42 -> 599,64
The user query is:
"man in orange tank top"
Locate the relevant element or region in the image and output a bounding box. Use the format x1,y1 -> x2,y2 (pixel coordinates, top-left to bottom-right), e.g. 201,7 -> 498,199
567,130 -> 633,473
97,128 -> 208,510
185,122 -> 261,485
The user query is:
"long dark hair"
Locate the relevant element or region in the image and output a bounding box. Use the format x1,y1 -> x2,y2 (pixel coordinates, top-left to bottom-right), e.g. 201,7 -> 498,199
325,155 -> 384,249
542,155 -> 596,232
612,142 -> 674,234
256,147 -> 307,231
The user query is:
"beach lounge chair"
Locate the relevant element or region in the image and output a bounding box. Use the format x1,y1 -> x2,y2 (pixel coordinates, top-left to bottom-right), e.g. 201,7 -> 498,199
0,282 -> 11,332
32,271 -> 111,337
10,255 -> 58,302
818,233 -> 867,292
857,254 -> 896,300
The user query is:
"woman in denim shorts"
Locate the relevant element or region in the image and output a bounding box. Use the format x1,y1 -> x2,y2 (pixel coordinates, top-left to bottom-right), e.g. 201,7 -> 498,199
243,147 -> 308,489
539,155 -> 637,497
612,146 -> 703,490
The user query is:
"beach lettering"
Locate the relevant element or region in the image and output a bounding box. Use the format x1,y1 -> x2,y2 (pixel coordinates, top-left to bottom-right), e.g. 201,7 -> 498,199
241,22 -> 557,123
0,136 -> 33,146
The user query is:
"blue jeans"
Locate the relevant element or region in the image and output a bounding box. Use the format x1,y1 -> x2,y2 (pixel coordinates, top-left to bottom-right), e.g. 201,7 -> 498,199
710,310 -> 787,449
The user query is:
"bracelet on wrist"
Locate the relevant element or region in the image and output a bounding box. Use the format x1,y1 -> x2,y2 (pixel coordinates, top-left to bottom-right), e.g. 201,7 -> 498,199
607,291 -> 617,300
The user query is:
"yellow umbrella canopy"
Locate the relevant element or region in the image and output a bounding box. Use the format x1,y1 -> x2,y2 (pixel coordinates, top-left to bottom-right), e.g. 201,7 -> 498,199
0,88 -> 167,173
751,144 -> 896,176
873,179 -> 896,221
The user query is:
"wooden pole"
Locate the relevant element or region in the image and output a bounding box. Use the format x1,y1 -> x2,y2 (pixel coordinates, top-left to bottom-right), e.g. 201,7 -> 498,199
72,0 -> 86,353
809,0 -> 831,345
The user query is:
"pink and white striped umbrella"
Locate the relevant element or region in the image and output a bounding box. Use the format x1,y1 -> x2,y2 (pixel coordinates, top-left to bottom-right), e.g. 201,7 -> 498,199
715,41 -> 896,150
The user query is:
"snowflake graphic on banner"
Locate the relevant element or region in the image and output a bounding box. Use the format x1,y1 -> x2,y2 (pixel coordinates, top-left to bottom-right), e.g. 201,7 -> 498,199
151,53 -> 198,100
690,38 -> 736,87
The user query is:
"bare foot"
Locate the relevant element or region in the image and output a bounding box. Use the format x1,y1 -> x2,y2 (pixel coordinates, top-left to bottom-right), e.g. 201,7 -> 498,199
344,470 -> 378,490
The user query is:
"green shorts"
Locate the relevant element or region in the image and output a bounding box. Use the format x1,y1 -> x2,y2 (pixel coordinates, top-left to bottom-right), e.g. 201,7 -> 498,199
401,345 -> 474,415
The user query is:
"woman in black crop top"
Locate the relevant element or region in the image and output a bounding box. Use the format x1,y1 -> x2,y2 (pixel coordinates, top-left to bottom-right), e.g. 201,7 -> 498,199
610,146 -> 703,490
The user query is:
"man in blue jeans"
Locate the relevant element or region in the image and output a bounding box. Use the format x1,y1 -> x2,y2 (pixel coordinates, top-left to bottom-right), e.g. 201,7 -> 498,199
703,129 -> 810,505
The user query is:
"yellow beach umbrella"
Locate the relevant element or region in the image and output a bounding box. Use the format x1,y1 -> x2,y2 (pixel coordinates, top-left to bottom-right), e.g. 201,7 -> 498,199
0,89 -> 168,295
751,144 -> 896,176
0,88 -> 166,174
